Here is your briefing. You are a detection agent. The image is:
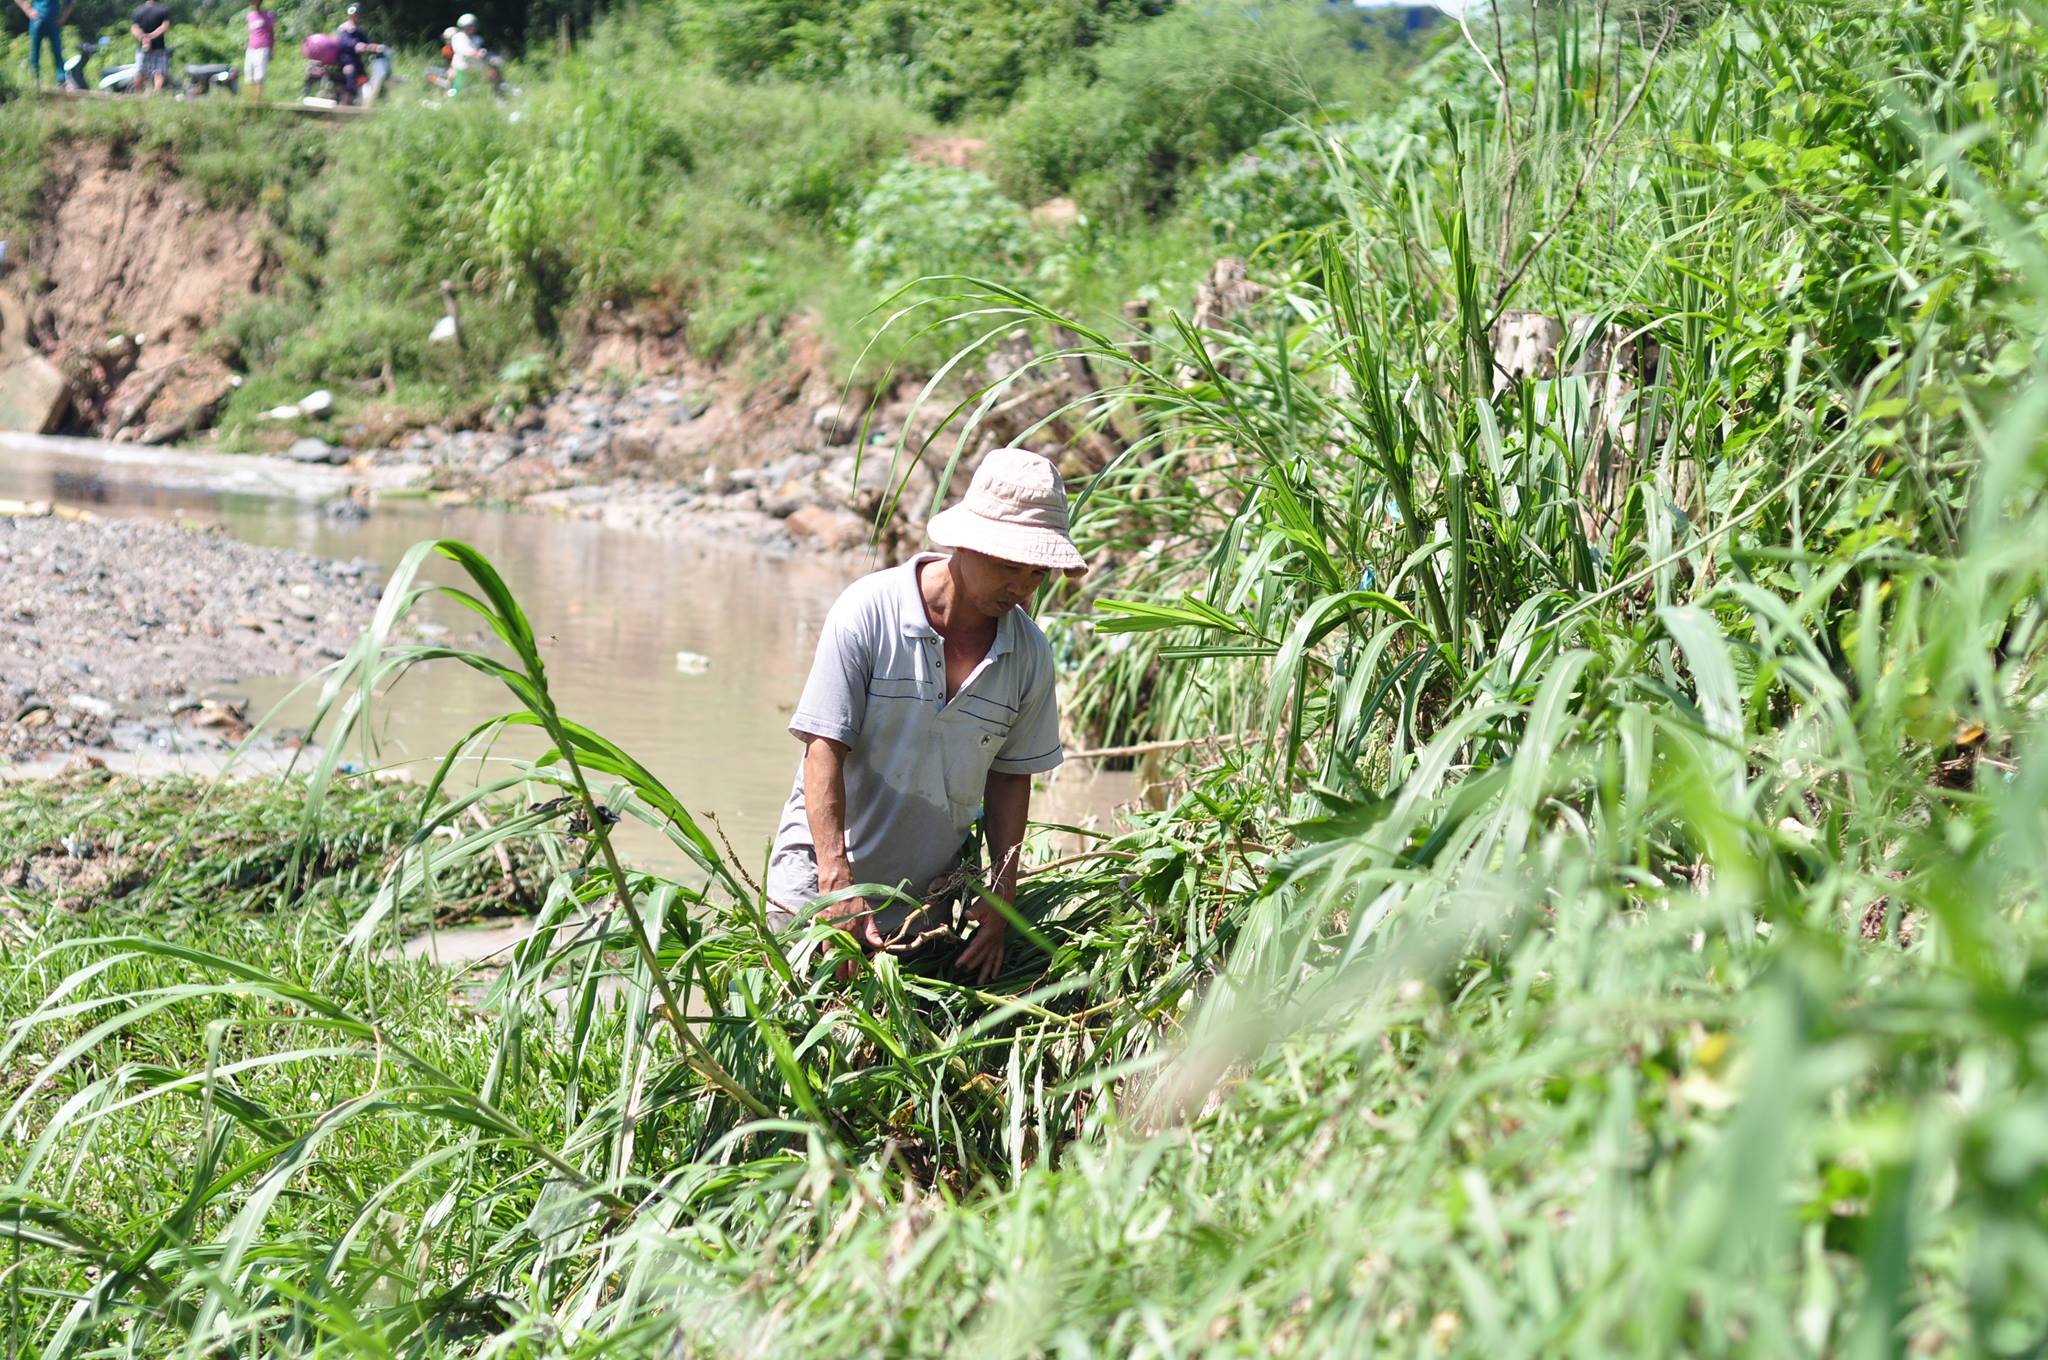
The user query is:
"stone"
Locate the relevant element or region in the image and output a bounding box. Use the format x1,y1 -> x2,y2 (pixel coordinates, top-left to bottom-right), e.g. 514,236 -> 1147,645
287,437 -> 343,464
784,505 -> 869,552
0,349 -> 70,434
610,421 -> 664,464
64,694 -> 114,719
0,285 -> 71,434
297,389 -> 335,418
759,478 -> 811,519
1031,197 -> 1082,232
822,452 -> 930,517
812,402 -> 857,445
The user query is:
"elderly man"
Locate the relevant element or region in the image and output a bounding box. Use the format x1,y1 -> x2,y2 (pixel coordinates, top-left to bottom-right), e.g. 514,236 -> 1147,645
767,448 -> 1085,983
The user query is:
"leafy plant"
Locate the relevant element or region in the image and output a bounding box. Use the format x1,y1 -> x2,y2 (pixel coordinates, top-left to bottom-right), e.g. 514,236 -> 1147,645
847,158 -> 1032,289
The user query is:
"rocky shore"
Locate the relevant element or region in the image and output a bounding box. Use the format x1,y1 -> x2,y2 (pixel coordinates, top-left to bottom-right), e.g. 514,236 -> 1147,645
0,509 -> 380,763
343,371 -> 943,558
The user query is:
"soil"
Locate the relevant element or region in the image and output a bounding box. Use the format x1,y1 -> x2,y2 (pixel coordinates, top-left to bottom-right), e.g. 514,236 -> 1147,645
0,509 -> 379,761
17,142 -> 264,439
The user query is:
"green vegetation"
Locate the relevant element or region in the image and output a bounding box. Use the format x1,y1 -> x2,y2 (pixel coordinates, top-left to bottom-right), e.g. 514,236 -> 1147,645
5,0 -> 2048,1355
1,0 -> 1420,435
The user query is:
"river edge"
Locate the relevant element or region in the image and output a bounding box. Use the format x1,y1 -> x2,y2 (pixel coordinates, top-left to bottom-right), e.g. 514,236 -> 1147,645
0,432 -> 898,769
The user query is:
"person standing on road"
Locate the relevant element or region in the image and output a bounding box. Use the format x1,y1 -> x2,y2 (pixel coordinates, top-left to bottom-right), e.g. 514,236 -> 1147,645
17,0 -> 73,87
130,0 -> 171,92
446,11 -> 483,96
242,0 -> 274,100
767,448 -> 1086,984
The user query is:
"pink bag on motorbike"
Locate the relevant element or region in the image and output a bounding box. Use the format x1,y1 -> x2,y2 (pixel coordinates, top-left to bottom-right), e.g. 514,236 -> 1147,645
302,32 -> 340,63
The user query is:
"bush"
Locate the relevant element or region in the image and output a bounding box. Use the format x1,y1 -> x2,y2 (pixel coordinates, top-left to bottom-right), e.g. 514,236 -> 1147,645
993,2 -> 1336,221
847,157 -> 1030,289
668,0 -> 1175,120
1193,122 -> 1346,244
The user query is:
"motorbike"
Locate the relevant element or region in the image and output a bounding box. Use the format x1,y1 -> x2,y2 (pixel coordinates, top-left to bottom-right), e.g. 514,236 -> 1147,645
300,58 -> 366,104
96,49 -> 148,93
298,32 -> 365,106
423,52 -> 516,99
59,36 -> 111,91
181,61 -> 239,96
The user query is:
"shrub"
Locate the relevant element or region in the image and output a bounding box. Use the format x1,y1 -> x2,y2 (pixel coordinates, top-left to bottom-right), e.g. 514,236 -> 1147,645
1192,122 -> 1346,244
993,1 -> 1336,221
847,157 -> 1030,289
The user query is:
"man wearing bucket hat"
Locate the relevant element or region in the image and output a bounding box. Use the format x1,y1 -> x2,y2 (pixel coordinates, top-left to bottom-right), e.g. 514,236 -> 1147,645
767,448 -> 1086,983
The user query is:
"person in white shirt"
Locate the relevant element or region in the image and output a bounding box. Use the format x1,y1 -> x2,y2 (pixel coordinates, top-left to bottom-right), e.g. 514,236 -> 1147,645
447,11 -> 484,95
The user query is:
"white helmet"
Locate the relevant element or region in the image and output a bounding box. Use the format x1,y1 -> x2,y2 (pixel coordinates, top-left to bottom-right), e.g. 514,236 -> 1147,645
456,11 -> 476,26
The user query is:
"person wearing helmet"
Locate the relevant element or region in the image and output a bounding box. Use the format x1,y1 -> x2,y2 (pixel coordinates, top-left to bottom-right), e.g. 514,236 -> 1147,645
334,3 -> 384,106
446,11 -> 482,96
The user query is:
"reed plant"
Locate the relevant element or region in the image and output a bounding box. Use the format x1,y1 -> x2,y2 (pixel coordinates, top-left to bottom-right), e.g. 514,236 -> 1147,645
3,0 -> 2045,1354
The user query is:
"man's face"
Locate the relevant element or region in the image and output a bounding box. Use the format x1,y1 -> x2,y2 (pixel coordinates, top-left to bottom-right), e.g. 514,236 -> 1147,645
955,550 -> 1050,620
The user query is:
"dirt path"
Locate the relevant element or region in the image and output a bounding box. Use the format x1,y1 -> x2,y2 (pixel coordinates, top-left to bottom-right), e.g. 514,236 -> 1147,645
0,509 -> 379,761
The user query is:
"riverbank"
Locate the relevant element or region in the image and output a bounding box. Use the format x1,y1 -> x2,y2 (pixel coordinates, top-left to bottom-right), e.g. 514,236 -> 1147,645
0,440 -> 868,836
0,506 -> 379,762
351,358 -> 939,557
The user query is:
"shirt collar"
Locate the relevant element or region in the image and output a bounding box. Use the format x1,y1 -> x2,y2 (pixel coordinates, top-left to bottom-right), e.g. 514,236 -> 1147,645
897,552 -> 1014,659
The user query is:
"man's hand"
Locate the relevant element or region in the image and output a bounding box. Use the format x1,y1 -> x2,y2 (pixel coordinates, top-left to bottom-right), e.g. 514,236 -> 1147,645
820,893 -> 880,980
958,769 -> 1030,985
955,900 -> 1008,984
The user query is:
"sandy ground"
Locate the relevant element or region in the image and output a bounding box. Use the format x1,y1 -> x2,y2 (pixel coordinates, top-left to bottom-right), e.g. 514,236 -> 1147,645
0,511 -> 379,761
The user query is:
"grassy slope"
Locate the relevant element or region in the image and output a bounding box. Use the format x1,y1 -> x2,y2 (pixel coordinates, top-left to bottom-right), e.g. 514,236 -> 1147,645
0,1 -> 1415,440
4,0 -> 2046,1355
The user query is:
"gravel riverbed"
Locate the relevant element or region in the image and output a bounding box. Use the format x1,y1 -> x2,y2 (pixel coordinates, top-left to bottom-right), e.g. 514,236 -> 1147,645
0,511 -> 380,762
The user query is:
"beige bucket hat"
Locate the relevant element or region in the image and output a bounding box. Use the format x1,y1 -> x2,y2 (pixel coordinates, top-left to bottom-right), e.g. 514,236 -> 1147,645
927,448 -> 1088,574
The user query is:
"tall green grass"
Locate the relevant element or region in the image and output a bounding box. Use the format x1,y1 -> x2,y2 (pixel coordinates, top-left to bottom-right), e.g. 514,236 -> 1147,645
3,1 -> 2045,1354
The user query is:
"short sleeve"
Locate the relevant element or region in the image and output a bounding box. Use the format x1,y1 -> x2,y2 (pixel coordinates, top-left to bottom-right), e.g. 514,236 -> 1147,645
788,596 -> 870,748
991,646 -> 1062,775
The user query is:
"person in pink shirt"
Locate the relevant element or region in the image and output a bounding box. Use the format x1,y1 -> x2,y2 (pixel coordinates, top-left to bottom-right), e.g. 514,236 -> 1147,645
243,0 -> 275,99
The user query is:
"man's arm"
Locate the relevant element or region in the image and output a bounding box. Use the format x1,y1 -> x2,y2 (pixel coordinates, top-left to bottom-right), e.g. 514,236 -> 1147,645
957,770 -> 1030,984
802,735 -> 882,953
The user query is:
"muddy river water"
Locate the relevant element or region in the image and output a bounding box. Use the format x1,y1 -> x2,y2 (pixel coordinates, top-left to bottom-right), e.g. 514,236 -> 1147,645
0,435 -> 1133,897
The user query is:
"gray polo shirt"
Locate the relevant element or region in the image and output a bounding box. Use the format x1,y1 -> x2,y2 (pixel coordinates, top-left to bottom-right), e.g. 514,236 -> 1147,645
766,553 -> 1063,918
